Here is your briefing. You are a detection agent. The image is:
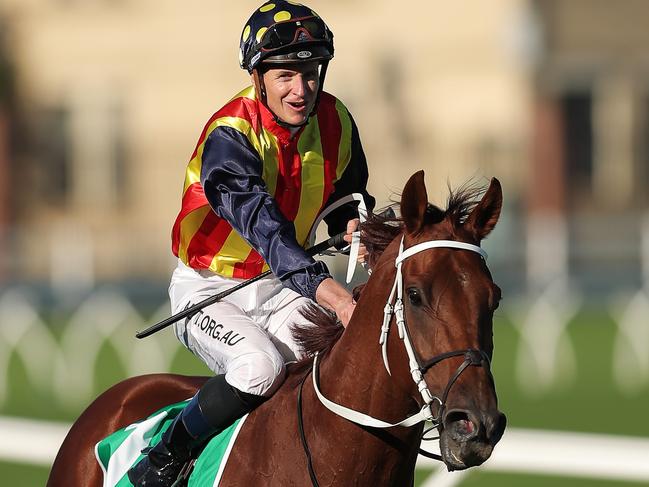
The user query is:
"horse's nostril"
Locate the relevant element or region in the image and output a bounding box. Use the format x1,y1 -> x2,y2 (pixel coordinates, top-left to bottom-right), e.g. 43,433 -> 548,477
444,410 -> 479,441
458,418 -> 475,435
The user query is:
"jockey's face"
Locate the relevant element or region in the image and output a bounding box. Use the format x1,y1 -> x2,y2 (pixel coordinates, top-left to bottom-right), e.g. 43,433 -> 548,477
259,61 -> 320,126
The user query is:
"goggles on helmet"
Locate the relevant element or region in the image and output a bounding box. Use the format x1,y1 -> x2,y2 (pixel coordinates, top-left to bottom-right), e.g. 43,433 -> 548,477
259,17 -> 331,53
246,16 -> 333,71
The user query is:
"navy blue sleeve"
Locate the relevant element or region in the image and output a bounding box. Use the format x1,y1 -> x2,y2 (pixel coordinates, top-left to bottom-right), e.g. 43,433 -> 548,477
200,126 -> 331,301
323,112 -> 376,241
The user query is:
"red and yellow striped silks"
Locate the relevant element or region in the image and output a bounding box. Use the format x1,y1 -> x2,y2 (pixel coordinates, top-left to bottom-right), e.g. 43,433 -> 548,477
171,86 -> 353,279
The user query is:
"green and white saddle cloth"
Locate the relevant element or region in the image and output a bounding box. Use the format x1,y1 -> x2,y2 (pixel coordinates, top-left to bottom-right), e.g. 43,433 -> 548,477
95,400 -> 247,487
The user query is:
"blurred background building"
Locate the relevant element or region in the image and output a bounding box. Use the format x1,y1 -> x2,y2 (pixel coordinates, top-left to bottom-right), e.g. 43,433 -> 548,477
0,0 -> 648,303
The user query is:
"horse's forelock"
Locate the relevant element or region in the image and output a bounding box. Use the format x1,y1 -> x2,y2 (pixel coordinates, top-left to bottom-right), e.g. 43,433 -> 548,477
443,182 -> 485,228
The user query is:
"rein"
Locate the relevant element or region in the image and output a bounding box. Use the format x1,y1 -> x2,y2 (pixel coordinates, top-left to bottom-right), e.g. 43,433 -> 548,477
299,236 -> 494,482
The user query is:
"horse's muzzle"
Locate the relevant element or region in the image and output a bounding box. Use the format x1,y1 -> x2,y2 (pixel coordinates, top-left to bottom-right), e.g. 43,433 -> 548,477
439,408 -> 507,471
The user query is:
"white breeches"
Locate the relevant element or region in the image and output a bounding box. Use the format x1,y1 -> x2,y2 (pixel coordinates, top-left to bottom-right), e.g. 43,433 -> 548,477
169,260 -> 315,397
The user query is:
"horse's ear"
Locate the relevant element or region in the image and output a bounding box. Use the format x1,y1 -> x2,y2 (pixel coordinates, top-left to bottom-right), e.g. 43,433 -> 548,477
464,177 -> 502,241
401,171 -> 428,235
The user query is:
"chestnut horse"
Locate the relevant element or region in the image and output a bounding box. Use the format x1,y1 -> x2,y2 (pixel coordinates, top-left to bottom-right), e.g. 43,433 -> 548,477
48,171 -> 506,486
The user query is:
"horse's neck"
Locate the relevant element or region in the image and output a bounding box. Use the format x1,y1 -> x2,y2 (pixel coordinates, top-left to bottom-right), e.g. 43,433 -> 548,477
317,251 -> 420,425
309,258 -> 423,483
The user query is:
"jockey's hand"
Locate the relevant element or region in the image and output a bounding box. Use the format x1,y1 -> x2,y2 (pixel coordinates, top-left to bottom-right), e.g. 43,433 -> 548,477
342,218 -> 368,264
315,277 -> 355,328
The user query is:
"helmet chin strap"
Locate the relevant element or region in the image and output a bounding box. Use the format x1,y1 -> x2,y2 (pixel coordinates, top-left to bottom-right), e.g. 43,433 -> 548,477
252,69 -> 267,104
252,60 -> 330,130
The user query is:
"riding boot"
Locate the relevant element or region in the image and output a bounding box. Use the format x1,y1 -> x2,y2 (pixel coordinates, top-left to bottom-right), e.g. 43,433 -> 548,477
127,375 -> 266,487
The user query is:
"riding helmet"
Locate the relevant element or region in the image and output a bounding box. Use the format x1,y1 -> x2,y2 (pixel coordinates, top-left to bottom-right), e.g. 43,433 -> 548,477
239,1 -> 334,73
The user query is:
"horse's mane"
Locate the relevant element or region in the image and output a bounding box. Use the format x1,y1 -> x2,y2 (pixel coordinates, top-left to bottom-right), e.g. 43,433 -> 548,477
287,182 -> 486,381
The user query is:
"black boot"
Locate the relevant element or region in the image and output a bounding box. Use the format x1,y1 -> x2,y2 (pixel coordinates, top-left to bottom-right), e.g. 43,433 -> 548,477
127,397 -> 198,487
127,375 -> 266,487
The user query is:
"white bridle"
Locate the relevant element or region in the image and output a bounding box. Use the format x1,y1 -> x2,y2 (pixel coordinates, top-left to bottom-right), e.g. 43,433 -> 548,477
312,236 -> 488,429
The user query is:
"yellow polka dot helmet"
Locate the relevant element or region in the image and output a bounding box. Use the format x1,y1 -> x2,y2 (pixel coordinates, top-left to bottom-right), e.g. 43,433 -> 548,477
240,1 -> 334,73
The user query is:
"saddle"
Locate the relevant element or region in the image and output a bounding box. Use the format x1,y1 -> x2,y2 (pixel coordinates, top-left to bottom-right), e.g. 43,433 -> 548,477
96,401 -> 247,487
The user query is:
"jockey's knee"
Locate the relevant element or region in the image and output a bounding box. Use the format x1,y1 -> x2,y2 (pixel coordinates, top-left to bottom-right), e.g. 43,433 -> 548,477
226,351 -> 286,397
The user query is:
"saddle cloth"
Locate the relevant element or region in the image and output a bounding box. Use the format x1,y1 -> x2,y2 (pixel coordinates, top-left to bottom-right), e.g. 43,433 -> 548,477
95,400 -> 247,487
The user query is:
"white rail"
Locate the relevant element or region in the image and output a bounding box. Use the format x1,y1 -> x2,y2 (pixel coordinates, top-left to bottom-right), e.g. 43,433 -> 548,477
418,428 -> 649,485
0,416 -> 70,466
2,415 -> 648,485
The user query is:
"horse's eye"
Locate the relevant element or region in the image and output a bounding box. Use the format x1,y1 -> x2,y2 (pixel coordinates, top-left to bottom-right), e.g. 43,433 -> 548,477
407,288 -> 422,306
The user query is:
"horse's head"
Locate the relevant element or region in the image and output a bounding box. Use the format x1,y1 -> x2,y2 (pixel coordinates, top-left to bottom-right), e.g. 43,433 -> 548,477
372,171 -> 506,471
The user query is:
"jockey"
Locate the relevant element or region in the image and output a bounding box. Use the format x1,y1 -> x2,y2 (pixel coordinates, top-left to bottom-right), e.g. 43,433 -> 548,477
128,1 -> 375,486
